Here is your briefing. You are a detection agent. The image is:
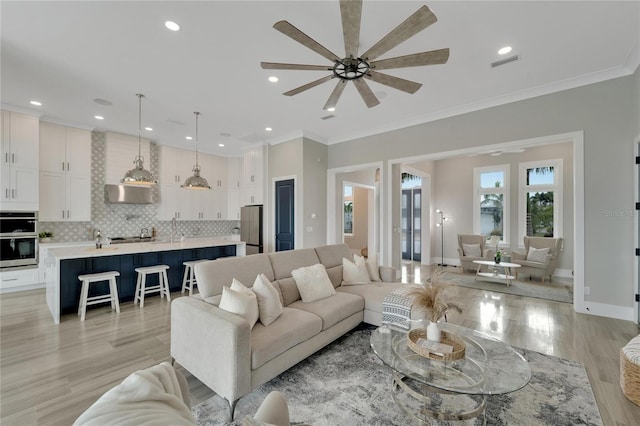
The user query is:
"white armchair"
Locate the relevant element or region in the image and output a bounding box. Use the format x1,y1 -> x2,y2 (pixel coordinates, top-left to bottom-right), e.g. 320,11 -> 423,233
457,234 -> 489,271
511,236 -> 562,283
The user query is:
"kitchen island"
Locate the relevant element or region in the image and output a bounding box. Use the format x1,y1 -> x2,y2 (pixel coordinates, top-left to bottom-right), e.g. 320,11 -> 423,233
44,237 -> 245,323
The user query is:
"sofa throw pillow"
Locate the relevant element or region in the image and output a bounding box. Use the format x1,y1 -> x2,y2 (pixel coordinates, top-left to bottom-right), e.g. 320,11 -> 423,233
526,247 -> 550,263
462,243 -> 482,257
342,256 -> 370,286
291,263 -> 336,303
218,279 -> 259,328
364,253 -> 382,282
252,273 -> 283,327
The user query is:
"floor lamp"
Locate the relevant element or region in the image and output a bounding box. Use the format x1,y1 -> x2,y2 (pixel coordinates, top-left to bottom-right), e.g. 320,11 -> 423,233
435,209 -> 447,266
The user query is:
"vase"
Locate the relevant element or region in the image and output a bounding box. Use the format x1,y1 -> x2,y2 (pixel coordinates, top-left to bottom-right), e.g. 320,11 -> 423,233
426,321 -> 441,342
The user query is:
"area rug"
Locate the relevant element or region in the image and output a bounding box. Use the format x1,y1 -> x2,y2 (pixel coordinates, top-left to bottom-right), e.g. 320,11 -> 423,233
192,325 -> 601,425
442,271 -> 573,304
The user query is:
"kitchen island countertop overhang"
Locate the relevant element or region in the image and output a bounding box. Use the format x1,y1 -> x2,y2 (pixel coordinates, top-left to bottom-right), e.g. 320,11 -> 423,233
44,237 -> 246,323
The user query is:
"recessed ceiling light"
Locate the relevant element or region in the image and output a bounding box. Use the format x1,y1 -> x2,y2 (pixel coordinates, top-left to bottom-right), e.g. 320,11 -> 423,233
268,76 -> 279,83
265,127 -> 272,132
145,127 -> 153,131
30,100 -> 42,106
165,21 -> 180,31
326,107 -> 336,112
498,46 -> 512,55
186,136 -> 193,140
94,115 -> 104,120
218,143 -> 225,147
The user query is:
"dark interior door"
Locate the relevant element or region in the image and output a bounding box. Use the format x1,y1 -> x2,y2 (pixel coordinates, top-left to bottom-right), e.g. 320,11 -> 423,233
275,179 -> 294,251
401,188 -> 422,261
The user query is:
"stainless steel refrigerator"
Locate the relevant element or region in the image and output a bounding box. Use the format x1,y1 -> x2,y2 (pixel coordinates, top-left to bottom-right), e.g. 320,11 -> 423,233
240,205 -> 263,255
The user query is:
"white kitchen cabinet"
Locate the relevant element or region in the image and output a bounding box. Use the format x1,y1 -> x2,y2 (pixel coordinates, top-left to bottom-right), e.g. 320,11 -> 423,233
241,145 -> 265,206
157,184 -> 193,221
202,153 -> 227,189
104,132 -> 152,185
159,145 -> 193,186
0,267 -> 41,292
39,123 -> 91,221
0,110 -> 39,210
226,157 -> 241,220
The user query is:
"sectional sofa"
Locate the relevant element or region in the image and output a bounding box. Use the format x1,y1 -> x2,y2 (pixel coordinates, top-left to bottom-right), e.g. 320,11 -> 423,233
170,243 -> 417,419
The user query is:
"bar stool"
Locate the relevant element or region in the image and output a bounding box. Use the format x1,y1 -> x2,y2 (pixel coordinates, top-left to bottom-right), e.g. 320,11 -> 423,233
181,260 -> 209,296
77,271 -> 121,321
134,265 -> 171,308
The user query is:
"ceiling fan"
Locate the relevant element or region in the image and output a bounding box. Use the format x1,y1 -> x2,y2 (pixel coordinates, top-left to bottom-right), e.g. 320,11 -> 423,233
261,0 -> 449,110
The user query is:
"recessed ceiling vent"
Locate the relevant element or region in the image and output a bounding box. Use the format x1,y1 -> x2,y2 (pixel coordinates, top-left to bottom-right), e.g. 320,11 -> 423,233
320,115 -> 335,120
491,54 -> 519,68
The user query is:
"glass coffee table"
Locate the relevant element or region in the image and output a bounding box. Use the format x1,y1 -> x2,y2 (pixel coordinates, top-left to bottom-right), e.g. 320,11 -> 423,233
370,320 -> 531,424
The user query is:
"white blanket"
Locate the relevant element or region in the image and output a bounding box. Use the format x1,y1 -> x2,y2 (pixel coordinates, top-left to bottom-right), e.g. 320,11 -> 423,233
74,362 -> 194,426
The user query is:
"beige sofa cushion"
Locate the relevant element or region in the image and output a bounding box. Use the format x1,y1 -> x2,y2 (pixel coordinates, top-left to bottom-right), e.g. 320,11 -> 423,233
337,282 -> 405,315
195,254 -> 275,300
251,307 -> 322,369
291,264 -> 336,303
288,292 -> 364,331
325,265 -> 344,288
268,249 -> 319,280
273,277 -> 300,307
314,243 -> 352,268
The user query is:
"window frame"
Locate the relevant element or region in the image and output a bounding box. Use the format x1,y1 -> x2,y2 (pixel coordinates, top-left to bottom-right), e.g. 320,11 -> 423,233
343,183 -> 354,237
473,164 -> 510,245
518,159 -> 563,244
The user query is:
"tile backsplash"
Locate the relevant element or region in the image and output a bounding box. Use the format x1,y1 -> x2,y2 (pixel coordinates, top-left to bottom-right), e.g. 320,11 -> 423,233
39,131 -> 239,242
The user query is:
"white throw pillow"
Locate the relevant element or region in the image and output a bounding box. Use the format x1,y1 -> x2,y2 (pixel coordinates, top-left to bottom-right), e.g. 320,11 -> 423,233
342,256 -> 370,286
462,243 -> 482,257
291,264 -> 336,303
526,247 -> 550,263
219,279 -> 259,328
252,273 -> 283,326
365,253 -> 382,282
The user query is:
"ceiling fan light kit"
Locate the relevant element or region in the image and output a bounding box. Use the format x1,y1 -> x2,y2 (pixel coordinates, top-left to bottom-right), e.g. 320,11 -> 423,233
261,0 -> 449,110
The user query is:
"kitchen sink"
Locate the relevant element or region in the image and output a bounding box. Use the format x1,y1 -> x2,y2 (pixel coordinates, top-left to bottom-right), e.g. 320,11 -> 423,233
110,236 -> 156,244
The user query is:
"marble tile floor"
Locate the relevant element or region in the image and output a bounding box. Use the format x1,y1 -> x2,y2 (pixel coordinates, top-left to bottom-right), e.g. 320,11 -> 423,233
1,263 -> 639,425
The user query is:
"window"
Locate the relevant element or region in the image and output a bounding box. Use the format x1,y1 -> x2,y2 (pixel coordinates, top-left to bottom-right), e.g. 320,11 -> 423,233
473,165 -> 509,243
343,184 -> 353,236
518,159 -> 562,242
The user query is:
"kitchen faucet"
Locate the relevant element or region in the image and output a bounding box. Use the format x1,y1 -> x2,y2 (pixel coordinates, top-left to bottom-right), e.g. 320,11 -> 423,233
140,228 -> 149,239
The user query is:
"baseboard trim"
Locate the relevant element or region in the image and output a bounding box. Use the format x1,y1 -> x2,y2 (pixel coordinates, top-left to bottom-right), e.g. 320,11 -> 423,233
0,282 -> 45,294
553,268 -> 573,278
577,301 -> 635,321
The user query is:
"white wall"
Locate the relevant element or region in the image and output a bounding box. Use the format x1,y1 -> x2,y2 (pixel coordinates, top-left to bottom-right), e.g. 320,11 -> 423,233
328,71 -> 638,318
302,138 -> 327,248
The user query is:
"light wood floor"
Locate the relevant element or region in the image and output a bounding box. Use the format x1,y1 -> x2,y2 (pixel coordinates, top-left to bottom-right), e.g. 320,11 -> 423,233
1,264 -> 639,425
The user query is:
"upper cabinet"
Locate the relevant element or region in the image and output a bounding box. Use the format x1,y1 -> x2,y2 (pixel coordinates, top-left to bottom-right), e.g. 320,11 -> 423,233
226,157 -> 241,220
104,132 -> 152,185
242,145 -> 265,206
0,110 -> 39,211
39,122 -> 91,221
159,145 -> 193,187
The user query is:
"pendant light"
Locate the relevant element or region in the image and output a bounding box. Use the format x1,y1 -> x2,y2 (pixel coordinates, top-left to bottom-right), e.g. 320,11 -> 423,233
181,111 -> 211,190
121,93 -> 157,185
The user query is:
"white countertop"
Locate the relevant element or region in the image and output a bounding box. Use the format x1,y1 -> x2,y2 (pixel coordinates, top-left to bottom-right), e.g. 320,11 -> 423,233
46,236 -> 244,260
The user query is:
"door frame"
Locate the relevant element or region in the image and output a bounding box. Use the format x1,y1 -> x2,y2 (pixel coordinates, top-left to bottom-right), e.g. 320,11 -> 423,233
635,136 -> 640,323
342,180 -> 376,255
401,165 -> 431,265
271,175 -> 298,252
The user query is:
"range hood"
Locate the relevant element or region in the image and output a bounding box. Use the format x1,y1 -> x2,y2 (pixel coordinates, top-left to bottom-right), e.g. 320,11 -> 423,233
104,184 -> 153,204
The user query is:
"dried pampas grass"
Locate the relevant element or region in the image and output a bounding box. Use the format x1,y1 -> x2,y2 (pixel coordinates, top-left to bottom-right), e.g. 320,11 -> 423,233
407,269 -> 464,323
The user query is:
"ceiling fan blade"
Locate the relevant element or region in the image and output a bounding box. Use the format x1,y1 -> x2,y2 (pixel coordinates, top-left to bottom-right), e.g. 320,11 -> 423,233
340,0 -> 362,57
365,71 -> 422,94
323,80 -> 348,110
361,5 -> 437,62
283,75 -> 334,96
353,79 -> 380,108
371,48 -> 449,70
261,62 -> 332,71
273,20 -> 340,63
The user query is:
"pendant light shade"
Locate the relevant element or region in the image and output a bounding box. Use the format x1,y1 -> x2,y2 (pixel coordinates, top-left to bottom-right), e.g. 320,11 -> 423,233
182,112 -> 211,190
122,93 -> 157,185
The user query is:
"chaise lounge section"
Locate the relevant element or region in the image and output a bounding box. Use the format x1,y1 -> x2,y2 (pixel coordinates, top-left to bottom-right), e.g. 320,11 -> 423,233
170,243 -> 416,419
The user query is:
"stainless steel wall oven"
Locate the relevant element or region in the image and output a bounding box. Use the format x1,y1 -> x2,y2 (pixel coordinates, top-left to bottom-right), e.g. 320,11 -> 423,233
0,211 -> 38,269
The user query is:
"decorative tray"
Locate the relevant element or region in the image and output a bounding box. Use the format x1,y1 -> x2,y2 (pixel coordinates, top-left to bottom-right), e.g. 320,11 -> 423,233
407,328 -> 466,361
